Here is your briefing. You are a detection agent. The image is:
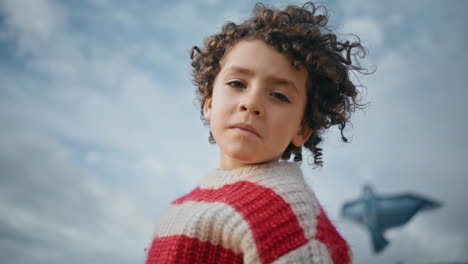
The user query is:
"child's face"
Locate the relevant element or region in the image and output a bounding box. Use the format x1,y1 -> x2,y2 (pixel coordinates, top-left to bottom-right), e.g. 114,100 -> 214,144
203,39 -> 312,170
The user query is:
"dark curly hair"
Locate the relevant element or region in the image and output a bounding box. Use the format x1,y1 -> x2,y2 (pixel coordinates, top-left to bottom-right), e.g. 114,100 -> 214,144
190,2 -> 370,167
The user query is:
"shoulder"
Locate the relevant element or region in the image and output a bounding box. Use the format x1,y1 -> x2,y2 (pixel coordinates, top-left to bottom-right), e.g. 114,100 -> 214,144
199,161 -> 323,231
152,186 -> 254,260
151,162 -> 352,263
244,163 -> 352,263
246,162 -> 323,233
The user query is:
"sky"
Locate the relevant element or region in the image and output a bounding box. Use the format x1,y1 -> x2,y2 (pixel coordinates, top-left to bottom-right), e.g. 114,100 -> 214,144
0,0 -> 467,263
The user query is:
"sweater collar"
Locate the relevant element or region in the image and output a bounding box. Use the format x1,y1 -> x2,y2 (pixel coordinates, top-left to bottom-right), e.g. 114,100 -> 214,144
199,161 -> 303,189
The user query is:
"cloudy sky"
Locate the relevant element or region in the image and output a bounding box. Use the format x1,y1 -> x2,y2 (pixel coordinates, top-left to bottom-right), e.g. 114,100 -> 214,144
1,0 -> 467,263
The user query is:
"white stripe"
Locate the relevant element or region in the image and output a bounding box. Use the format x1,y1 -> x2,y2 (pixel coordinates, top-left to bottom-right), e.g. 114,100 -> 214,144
272,240 -> 333,264
254,173 -> 321,239
155,201 -> 261,263
249,169 -> 338,262
198,163 -> 331,261
253,175 -> 335,262
199,163 -> 321,240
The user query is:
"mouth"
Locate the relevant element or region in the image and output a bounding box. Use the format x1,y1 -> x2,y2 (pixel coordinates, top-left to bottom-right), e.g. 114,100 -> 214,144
231,123 -> 261,138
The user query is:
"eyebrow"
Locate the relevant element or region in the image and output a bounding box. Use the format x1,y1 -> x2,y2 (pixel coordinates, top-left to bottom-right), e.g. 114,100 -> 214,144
222,66 -> 299,94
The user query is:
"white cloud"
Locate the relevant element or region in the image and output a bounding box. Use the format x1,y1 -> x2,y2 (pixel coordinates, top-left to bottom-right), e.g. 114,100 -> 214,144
0,121 -> 152,263
136,155 -> 169,176
0,0 -> 66,65
85,151 -> 102,164
342,17 -> 384,49
1,0 -> 61,39
1,0 -> 467,263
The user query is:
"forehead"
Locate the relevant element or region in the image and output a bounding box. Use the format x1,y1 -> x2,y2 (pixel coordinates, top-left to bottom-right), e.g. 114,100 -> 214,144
219,39 -> 308,91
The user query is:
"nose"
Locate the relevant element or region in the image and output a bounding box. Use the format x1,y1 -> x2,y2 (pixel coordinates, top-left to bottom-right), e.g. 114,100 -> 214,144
238,89 -> 264,117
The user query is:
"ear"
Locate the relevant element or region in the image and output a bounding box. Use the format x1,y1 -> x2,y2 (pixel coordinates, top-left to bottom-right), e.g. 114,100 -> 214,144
203,97 -> 212,121
292,125 -> 313,147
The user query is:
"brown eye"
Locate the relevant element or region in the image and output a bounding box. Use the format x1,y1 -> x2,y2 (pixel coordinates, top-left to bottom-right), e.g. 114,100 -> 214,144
271,92 -> 290,103
227,81 -> 246,88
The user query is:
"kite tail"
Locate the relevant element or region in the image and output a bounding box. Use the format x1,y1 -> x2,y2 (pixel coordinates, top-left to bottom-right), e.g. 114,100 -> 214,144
371,230 -> 389,254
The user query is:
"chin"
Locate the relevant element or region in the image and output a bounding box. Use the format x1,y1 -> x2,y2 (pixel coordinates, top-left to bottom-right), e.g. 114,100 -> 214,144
232,152 -> 279,165
231,153 -> 257,163
225,147 -> 258,161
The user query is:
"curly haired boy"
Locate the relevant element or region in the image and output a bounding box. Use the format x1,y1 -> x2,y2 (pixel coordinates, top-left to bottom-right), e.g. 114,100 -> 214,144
146,2 -> 368,263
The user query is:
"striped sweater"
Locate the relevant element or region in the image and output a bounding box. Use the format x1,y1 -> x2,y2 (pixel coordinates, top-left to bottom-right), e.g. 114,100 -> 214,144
146,161 -> 351,264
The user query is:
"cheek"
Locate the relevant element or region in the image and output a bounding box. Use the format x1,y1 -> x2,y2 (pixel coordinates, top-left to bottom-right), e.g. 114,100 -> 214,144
268,116 -> 292,140
210,97 -> 232,132
270,109 -> 303,139
212,92 -> 236,116
211,100 -> 227,121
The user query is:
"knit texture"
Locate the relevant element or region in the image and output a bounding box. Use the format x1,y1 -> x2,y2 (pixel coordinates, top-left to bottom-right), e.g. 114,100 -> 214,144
146,161 -> 351,264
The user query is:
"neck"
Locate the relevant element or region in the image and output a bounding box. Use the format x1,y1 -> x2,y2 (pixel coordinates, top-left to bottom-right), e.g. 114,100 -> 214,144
219,153 -> 281,171
200,159 -> 302,189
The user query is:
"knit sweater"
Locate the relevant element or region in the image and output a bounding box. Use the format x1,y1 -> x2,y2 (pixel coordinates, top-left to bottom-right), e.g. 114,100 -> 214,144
146,161 -> 351,264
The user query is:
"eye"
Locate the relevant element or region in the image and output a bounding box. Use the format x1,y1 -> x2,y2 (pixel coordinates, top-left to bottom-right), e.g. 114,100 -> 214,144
271,92 -> 290,103
227,80 -> 246,88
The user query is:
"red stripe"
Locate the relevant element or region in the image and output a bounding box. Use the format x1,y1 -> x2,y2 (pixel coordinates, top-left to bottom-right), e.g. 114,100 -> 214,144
316,207 -> 351,264
173,181 -> 308,264
146,234 -> 243,264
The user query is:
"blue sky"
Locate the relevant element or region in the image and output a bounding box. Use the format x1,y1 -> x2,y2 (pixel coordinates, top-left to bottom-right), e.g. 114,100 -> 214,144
1,0 -> 467,263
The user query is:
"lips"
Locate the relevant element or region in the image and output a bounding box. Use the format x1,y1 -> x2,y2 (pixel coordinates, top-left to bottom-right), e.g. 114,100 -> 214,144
231,123 -> 261,138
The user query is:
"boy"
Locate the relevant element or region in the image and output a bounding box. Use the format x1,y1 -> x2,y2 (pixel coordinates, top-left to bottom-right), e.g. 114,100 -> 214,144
146,2 -> 367,263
